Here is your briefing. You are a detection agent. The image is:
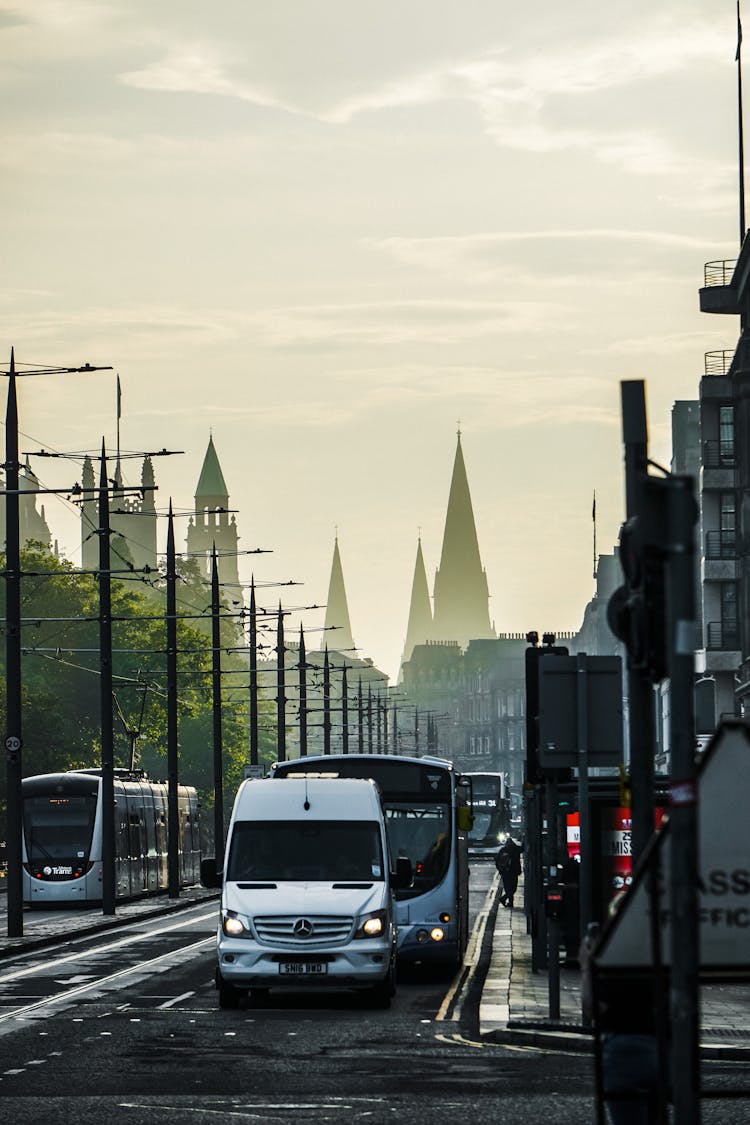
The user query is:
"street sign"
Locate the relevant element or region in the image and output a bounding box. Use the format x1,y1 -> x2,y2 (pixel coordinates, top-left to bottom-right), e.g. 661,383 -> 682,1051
596,721 -> 750,970
244,764 -> 264,779
538,655 -> 623,768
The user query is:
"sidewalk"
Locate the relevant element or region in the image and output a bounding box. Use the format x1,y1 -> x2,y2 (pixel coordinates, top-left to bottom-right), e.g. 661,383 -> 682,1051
479,877 -> 750,1060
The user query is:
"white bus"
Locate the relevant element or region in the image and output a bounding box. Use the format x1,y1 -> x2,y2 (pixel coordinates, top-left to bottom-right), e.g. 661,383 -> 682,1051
271,754 -> 472,969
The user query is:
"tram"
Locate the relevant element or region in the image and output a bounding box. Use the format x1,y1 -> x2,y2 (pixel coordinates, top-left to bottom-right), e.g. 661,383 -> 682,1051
22,768 -> 201,906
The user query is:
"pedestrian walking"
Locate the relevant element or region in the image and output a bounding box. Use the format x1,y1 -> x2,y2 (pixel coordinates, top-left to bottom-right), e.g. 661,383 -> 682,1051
495,836 -> 522,908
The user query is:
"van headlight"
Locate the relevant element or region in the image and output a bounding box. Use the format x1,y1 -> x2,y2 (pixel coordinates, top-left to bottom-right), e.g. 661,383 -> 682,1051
222,910 -> 252,938
354,909 -> 387,939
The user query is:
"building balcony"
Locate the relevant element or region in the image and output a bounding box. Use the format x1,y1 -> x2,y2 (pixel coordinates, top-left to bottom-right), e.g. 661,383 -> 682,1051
705,529 -> 737,559
704,349 -> 734,376
706,621 -> 740,652
700,259 -> 739,314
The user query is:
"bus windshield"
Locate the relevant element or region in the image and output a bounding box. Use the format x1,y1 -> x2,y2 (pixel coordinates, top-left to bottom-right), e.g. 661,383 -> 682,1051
23,795 -> 97,861
226,820 -> 384,883
385,802 -> 450,897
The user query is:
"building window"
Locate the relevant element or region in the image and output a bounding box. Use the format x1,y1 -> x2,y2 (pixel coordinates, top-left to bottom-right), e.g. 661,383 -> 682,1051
719,405 -> 735,465
721,581 -> 739,649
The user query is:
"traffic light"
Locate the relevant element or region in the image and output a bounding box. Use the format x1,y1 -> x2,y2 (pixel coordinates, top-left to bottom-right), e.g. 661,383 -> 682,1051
607,476 -> 669,683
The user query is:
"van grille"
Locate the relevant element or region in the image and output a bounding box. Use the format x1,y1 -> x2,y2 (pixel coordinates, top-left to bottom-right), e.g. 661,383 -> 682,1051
254,914 -> 354,946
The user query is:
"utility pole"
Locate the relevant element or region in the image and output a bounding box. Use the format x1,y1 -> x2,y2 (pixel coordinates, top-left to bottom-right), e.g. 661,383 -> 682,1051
276,603 -> 286,761
323,646 -> 331,755
298,625 -> 308,757
211,546 -> 224,871
3,351 -> 111,937
98,442 -> 116,916
341,664 -> 349,755
367,684 -> 373,753
166,502 -> 179,898
248,580 -> 259,766
358,678 -> 364,752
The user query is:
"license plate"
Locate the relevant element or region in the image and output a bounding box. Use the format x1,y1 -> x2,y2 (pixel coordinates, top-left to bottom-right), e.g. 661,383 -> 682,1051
279,961 -> 327,975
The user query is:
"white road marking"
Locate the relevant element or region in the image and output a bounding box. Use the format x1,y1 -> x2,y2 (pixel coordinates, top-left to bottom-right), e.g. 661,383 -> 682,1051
435,873 -> 499,1023
157,991 -> 194,1009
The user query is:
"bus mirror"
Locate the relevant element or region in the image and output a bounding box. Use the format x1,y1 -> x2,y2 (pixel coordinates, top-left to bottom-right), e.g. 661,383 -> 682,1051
393,856 -> 413,890
457,807 -> 474,832
201,857 -> 222,889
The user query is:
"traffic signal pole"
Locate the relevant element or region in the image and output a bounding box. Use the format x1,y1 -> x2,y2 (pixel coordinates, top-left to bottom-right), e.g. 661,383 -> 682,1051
620,381 -> 657,866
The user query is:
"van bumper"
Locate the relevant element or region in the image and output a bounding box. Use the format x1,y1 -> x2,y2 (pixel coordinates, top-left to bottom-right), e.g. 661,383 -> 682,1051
217,938 -> 393,989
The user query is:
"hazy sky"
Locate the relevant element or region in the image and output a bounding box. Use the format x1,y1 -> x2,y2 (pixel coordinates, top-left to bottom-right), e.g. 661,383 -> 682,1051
2,2 -> 743,680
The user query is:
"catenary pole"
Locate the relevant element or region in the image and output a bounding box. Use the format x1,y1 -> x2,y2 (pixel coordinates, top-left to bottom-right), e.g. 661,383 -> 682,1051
166,503 -> 179,898
99,442 -> 116,916
211,546 -> 224,870
4,351 -> 23,936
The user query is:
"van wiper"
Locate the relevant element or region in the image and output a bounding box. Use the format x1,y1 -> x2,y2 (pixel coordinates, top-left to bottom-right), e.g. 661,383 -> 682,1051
332,882 -> 373,889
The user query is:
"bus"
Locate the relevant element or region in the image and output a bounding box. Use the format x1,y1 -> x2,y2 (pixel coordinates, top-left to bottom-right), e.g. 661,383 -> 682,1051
271,754 -> 472,969
22,768 -> 201,905
463,772 -> 511,858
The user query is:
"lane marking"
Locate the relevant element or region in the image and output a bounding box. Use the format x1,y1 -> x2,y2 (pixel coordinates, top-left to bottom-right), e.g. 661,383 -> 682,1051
0,907 -> 217,984
435,873 -> 499,1023
157,990 -> 194,1009
0,936 -> 213,1027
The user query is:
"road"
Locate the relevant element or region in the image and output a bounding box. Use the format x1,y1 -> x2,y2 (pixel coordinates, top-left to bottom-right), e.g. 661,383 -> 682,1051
1,862 -> 744,1123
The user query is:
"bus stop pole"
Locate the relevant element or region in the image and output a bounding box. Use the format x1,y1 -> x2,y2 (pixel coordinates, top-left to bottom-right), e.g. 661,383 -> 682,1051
577,653 -> 592,938
546,774 -> 561,1019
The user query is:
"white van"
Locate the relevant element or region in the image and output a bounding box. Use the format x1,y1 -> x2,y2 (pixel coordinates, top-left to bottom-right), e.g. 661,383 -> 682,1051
203,777 -> 410,1009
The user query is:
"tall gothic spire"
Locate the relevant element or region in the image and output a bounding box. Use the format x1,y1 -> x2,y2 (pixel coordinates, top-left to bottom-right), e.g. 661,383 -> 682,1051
431,431 -> 494,647
322,536 -> 355,653
400,536 -> 433,676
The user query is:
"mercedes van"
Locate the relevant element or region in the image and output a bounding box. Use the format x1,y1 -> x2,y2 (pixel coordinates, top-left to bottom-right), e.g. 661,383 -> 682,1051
203,777 -> 409,1009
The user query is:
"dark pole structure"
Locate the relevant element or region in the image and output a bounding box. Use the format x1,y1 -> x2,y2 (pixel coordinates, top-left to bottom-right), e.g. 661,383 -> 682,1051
667,476 -> 700,1125
358,678 -> 364,752
323,647 -> 331,755
739,0 -> 746,245
414,706 -> 419,756
99,441 -> 116,916
166,502 -> 179,898
375,690 -> 382,754
341,664 -> 349,755
367,685 -> 373,753
211,546 -> 224,871
276,603 -> 286,762
4,351 -> 23,936
249,579 -> 259,766
382,690 -> 388,754
298,625 -> 308,757
621,382 -> 656,867
392,701 -> 398,755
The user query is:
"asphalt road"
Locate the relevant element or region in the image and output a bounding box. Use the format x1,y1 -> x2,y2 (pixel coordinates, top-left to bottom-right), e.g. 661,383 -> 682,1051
0,863 -> 746,1124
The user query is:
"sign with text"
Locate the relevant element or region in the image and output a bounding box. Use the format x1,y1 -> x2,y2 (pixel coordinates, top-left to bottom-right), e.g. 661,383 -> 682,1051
596,722 -> 750,970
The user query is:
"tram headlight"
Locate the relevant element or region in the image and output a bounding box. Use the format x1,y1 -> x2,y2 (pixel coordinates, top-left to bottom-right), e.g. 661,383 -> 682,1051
354,909 -> 386,939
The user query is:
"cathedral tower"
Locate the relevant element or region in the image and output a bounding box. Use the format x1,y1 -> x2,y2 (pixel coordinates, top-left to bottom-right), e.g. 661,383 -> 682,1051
322,536 -> 355,652
186,435 -> 240,592
399,535 -> 433,676
431,431 -> 494,648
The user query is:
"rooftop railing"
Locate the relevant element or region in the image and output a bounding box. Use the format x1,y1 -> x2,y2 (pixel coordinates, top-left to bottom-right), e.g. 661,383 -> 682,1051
704,260 -> 737,287
704,350 -> 734,376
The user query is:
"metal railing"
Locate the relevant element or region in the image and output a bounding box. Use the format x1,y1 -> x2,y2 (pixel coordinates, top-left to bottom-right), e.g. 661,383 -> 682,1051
706,621 -> 740,650
703,259 -> 737,287
703,439 -> 736,468
704,350 -> 735,376
705,530 -> 737,559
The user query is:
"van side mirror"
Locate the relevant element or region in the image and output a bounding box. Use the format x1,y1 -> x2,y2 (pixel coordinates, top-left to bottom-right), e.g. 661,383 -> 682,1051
201,857 -> 222,889
392,856 -> 413,890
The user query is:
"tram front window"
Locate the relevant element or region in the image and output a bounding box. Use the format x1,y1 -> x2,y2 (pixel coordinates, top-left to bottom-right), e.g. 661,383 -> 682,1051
385,803 -> 450,896
24,795 -> 97,861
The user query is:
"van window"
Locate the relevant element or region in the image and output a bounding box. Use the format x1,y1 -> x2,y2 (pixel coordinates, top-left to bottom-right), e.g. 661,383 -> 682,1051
226,820 -> 384,882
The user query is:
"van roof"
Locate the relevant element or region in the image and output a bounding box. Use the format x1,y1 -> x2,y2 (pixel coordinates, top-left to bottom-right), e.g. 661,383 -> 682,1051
230,776 -> 383,822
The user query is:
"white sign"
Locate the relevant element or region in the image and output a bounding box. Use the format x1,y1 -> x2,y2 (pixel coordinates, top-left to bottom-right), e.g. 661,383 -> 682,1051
596,722 -> 750,970
244,764 -> 264,779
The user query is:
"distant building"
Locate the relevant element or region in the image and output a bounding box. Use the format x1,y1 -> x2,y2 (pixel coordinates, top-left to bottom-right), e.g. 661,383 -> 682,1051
0,456 -> 53,551
186,435 -> 240,594
80,453 -> 158,575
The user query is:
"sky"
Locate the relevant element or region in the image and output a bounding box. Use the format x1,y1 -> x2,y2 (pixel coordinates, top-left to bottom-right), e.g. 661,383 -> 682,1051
1,1 -> 744,682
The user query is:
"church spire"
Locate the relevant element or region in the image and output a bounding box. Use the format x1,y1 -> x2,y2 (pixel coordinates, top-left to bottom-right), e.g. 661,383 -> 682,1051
400,535 -> 432,676
431,431 -> 494,648
322,535 -> 355,653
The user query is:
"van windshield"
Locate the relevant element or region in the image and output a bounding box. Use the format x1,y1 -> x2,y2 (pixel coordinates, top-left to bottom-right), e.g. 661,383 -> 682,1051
226,820 -> 384,883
